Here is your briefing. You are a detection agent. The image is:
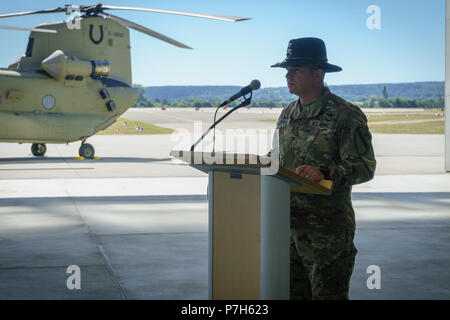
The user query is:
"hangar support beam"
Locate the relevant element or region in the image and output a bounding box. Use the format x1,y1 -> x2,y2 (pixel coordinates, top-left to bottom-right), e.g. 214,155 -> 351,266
446,0 -> 450,171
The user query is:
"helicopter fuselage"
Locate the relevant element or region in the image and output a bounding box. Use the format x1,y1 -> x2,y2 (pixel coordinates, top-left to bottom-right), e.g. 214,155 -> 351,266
0,68 -> 138,143
0,15 -> 139,146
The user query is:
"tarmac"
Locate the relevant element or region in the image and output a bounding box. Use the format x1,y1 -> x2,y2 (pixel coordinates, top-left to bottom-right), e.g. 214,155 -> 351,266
0,108 -> 449,300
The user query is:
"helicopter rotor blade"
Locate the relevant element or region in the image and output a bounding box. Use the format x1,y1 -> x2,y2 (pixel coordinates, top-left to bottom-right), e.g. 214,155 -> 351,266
0,25 -> 57,33
102,5 -> 251,22
0,8 -> 65,19
106,13 -> 193,49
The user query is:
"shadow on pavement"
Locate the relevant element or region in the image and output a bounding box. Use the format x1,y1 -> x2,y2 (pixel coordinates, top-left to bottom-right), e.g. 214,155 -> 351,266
0,157 -> 172,164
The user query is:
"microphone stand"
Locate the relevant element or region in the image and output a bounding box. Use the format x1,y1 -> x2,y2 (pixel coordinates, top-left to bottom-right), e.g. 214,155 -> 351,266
212,91 -> 253,152
190,94 -> 252,152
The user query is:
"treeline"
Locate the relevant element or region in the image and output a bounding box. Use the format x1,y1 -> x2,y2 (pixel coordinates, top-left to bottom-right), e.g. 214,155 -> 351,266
133,84 -> 444,109
329,82 -> 444,101
142,81 -> 444,102
134,84 -> 291,108
362,96 -> 444,109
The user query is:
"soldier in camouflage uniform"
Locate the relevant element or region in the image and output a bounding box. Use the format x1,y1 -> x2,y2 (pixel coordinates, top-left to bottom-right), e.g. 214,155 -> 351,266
271,37 -> 376,299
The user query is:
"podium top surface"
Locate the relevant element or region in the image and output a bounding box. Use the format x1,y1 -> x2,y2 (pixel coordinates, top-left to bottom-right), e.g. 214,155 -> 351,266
170,150 -> 332,195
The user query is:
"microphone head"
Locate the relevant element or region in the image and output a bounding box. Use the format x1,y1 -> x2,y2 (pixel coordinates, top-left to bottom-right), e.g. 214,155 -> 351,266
250,79 -> 261,90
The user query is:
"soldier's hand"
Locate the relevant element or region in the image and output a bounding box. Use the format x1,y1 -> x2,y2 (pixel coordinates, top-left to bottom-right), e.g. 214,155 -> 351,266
296,165 -> 324,182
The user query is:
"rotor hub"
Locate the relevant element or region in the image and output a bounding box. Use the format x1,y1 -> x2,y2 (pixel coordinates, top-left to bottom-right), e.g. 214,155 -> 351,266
80,3 -> 104,17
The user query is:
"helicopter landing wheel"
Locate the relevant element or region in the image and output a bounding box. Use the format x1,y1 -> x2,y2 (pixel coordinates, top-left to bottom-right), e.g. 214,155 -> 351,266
31,143 -> 46,157
79,143 -> 95,159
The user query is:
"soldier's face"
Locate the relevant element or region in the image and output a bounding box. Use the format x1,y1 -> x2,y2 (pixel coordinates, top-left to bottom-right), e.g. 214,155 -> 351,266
285,67 -> 315,96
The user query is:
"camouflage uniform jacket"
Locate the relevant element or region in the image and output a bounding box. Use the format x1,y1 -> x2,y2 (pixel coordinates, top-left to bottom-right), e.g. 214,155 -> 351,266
276,87 -> 376,231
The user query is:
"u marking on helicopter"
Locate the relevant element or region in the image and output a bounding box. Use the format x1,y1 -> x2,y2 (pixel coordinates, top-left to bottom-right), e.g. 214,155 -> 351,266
89,24 -> 104,45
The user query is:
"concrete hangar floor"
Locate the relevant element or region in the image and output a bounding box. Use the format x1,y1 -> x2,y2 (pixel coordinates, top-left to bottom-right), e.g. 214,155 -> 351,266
0,107 -> 449,299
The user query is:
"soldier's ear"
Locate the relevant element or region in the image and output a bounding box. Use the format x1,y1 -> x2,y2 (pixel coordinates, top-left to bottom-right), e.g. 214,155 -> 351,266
313,68 -> 325,82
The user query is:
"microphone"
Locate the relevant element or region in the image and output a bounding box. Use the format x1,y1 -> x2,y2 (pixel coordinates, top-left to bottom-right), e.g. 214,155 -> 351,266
190,98 -> 252,152
219,80 -> 261,107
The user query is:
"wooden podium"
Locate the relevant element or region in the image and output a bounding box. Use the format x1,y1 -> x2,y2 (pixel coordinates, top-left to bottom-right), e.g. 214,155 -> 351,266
171,150 -> 332,300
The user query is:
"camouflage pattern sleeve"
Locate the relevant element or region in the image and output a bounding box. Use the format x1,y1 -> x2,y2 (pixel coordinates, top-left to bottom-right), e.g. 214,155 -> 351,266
327,114 -> 376,186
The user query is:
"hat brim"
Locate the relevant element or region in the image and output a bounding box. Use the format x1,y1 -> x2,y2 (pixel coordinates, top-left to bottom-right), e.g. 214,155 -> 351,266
271,59 -> 342,73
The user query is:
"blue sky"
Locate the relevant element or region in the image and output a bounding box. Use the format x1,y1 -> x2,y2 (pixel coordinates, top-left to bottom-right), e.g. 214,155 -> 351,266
0,0 -> 445,87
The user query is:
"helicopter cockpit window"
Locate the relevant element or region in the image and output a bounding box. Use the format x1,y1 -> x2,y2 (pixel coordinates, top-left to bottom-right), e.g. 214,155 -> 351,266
25,38 -> 34,57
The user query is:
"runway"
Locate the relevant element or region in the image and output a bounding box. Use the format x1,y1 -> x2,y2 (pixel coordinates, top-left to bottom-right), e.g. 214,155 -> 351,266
0,108 -> 449,299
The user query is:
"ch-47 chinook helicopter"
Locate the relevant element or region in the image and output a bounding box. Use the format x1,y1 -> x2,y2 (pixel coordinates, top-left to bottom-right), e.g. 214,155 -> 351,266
0,4 -> 250,158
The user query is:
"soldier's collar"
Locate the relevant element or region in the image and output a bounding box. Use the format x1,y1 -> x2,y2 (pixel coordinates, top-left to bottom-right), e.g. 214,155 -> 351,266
292,87 -> 331,119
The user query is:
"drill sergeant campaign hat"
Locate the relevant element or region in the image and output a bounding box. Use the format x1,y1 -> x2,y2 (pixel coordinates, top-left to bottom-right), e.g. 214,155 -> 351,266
271,37 -> 342,72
